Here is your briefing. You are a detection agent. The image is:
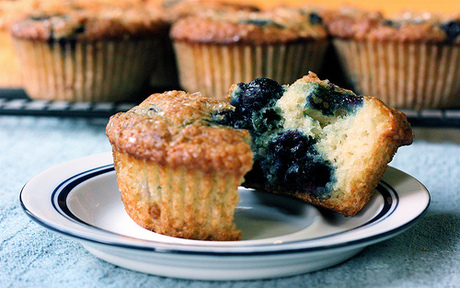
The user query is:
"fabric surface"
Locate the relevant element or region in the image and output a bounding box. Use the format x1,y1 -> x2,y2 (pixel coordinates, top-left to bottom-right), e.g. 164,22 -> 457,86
0,116 -> 459,288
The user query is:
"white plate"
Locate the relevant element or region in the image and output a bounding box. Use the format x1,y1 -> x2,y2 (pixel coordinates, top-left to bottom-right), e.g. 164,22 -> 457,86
20,152 -> 430,280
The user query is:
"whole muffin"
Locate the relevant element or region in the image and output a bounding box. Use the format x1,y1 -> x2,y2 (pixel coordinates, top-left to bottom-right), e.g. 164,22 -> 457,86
170,6 -> 329,100
10,1 -> 170,102
324,7 -> 460,109
106,90 -> 253,241
143,0 -> 260,89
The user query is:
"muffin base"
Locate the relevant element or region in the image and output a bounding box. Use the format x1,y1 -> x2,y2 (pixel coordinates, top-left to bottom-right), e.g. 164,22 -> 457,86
112,149 -> 242,241
13,38 -> 163,102
0,30 -> 22,88
333,39 -> 460,109
173,41 -> 328,100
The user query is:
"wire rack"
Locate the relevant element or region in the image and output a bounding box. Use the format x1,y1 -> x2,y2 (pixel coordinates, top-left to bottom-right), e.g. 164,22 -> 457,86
1,90 -> 459,127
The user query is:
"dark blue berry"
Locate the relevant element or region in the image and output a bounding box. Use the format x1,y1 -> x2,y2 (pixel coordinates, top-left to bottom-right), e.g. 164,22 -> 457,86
222,78 -> 284,133
233,78 -> 284,109
441,21 -> 460,44
238,19 -> 285,29
307,83 -> 363,116
29,15 -> 51,21
248,130 -> 332,197
309,13 -> 322,25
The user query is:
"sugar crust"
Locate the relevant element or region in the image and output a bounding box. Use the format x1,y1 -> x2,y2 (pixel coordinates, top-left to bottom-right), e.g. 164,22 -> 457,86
10,0 -> 168,41
106,90 -> 253,177
170,7 -> 328,45
323,7 -> 459,43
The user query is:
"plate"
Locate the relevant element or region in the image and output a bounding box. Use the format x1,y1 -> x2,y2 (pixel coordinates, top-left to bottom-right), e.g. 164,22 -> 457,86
20,152 -> 430,280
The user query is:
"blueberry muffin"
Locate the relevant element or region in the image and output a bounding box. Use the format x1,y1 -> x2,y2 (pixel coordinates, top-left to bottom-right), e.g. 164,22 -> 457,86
10,1 -> 170,102
212,72 -> 413,216
143,0 -> 260,89
106,90 -> 253,241
324,7 -> 460,109
170,6 -> 328,100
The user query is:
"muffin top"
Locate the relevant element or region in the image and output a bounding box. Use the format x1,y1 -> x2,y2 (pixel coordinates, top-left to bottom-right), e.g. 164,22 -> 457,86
0,0 -> 39,30
106,90 -> 253,176
10,0 -> 169,41
323,7 -> 460,44
170,6 -> 328,45
159,0 -> 259,24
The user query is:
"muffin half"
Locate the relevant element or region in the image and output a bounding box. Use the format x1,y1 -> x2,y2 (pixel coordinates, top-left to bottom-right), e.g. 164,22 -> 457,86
213,72 -> 413,216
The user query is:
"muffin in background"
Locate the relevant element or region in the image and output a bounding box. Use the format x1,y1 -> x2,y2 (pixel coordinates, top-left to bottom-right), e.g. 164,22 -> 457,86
106,90 -> 253,241
143,0 -> 260,90
170,6 -> 328,100
324,7 -> 460,109
10,1 -> 170,102
0,0 -> 30,89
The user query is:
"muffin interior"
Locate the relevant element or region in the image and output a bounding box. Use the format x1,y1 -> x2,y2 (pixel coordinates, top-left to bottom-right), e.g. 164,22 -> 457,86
212,72 -> 412,216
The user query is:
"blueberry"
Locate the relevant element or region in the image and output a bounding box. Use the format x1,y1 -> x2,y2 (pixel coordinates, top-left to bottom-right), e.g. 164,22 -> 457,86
249,130 -> 332,197
270,130 -> 313,159
441,21 -> 460,43
74,25 -> 86,35
233,78 -> 284,110
383,20 -> 400,29
220,78 -> 284,133
29,15 -> 51,21
307,83 -> 363,116
239,19 -> 284,29
309,13 -> 322,25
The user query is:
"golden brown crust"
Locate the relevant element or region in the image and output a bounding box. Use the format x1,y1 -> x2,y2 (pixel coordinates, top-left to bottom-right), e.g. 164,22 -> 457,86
323,7 -> 457,44
170,7 -> 327,45
160,0 -> 259,24
106,90 -> 253,177
10,1 -> 169,41
329,97 -> 412,216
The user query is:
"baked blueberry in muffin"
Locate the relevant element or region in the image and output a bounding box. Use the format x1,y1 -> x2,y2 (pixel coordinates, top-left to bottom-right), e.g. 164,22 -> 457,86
440,20 -> 460,43
213,72 -> 413,216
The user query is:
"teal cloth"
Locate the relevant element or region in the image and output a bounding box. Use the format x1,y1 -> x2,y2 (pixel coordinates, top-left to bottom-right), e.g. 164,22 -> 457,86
1,116 -> 459,288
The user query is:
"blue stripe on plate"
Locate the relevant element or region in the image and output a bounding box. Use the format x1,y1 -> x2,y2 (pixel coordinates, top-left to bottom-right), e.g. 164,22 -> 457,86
52,164 -> 114,225
47,164 -> 402,255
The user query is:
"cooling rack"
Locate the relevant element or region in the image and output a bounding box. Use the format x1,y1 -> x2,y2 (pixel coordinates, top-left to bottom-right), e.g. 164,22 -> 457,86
1,89 -> 459,127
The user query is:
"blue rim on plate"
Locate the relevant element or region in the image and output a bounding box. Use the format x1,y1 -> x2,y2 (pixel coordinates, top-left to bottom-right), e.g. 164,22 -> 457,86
19,153 -> 431,280
20,152 -> 430,257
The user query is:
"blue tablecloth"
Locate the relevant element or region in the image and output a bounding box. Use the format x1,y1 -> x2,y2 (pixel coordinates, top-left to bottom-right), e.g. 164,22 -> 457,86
1,116 -> 459,287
